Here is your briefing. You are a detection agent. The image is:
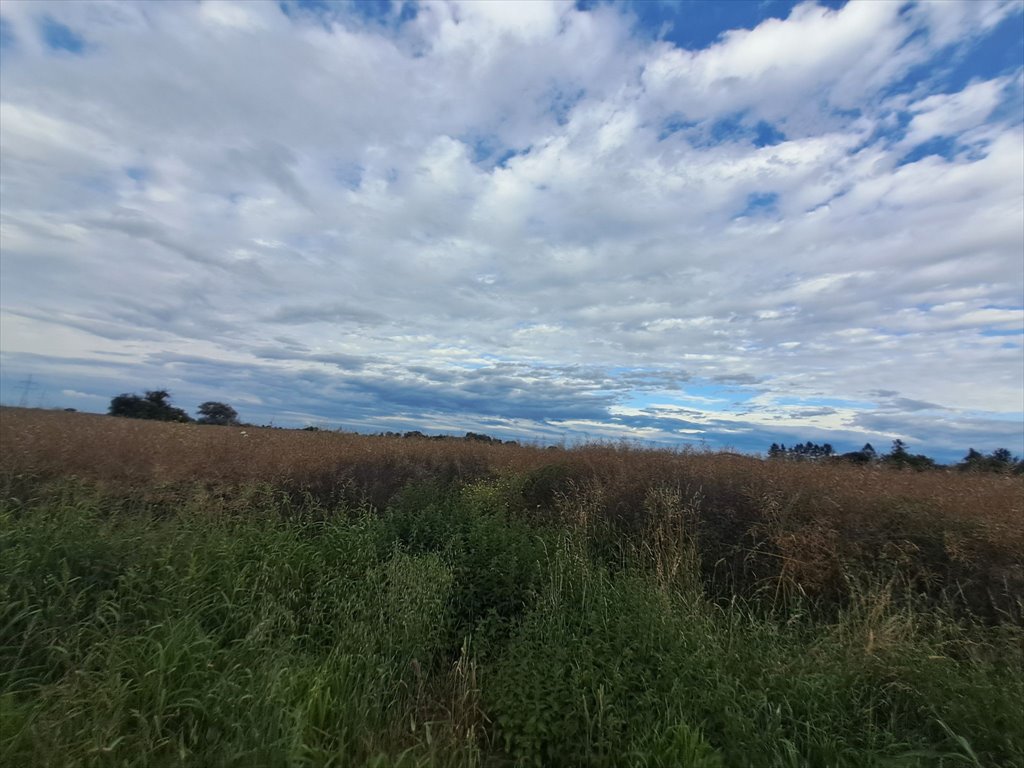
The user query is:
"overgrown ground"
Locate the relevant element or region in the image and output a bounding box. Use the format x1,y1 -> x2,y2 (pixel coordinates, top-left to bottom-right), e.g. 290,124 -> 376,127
1,408 -> 1022,766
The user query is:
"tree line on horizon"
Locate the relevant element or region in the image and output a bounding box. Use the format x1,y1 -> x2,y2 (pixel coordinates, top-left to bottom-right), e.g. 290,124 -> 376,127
103,389 -> 1020,472
768,438 -> 1022,473
105,390 -> 519,444
108,390 -> 239,426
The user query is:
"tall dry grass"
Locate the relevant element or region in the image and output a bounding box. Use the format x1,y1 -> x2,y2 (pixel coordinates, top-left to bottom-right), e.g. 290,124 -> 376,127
2,406 -> 1021,619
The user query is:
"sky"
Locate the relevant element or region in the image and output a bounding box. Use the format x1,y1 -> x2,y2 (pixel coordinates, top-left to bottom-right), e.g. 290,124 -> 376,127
0,0 -> 1022,461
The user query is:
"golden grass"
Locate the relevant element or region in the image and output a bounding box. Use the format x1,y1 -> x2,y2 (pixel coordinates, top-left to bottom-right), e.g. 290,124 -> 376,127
3,406 -> 1022,618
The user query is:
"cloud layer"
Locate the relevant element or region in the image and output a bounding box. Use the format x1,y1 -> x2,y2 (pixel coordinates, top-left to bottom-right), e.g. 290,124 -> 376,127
1,0 -> 1022,460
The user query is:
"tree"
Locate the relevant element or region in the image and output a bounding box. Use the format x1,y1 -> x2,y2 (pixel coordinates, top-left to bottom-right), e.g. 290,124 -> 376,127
109,390 -> 191,422
883,439 -> 936,471
991,448 -> 1015,466
960,448 -> 1020,473
839,449 -> 871,464
959,448 -> 985,471
196,401 -> 239,426
768,440 -> 834,460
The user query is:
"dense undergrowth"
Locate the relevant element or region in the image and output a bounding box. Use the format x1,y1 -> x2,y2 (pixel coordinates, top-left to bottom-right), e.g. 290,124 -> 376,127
1,475 -> 1021,767
1,409 -> 1022,766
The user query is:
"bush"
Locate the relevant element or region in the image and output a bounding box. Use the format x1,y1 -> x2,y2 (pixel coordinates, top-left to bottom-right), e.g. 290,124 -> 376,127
196,401 -> 239,426
108,390 -> 191,422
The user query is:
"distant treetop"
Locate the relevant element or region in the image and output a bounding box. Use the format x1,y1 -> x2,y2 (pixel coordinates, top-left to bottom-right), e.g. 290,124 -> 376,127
108,390 -> 191,423
197,401 -> 240,426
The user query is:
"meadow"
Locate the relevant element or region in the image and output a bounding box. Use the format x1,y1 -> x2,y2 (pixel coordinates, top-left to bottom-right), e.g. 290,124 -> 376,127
1,407 -> 1022,767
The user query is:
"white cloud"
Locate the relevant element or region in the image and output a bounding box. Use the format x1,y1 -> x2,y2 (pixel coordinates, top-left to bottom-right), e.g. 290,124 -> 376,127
902,77 -> 1010,148
909,0 -> 1021,47
0,0 -> 1021,458
641,1 -> 912,130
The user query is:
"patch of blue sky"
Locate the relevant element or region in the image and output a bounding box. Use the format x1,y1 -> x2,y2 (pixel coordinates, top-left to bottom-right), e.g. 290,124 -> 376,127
280,0 -> 416,31
932,8 -> 1024,92
880,6 -> 1024,103
850,111 -> 910,155
333,162 -> 363,190
464,135 -> 500,166
946,139 -> 990,171
683,113 -> 746,147
39,16 -> 86,54
753,120 -> 787,147
0,16 -> 16,52
658,116 -> 698,141
278,1 -> 335,28
572,2 -> 602,17
896,135 -> 960,167
495,148 -> 525,169
981,328 -> 1024,337
545,86 -> 586,127
685,113 -> 787,149
463,137 -> 532,171
901,135 -> 995,167
618,0 -> 846,51
627,382 -> 761,413
878,55 -> 941,102
686,384 -> 758,402
124,167 -> 148,184
735,191 -> 779,219
710,114 -> 747,143
349,0 -> 417,27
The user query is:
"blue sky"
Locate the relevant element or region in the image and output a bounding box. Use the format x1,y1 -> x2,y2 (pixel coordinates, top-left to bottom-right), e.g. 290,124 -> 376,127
1,0 -> 1022,461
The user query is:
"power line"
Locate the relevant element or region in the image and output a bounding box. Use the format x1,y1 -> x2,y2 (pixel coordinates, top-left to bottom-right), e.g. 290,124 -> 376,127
17,374 -> 34,408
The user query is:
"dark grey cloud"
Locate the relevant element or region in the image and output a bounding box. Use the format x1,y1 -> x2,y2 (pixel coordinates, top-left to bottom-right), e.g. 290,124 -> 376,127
225,142 -> 311,208
712,373 -> 761,386
885,397 -> 948,413
790,407 -> 839,418
250,346 -> 375,371
268,303 -> 388,326
87,208 -> 268,278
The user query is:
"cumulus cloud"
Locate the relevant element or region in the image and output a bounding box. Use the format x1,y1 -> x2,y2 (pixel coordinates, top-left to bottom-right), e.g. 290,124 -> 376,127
1,0 -> 1021,460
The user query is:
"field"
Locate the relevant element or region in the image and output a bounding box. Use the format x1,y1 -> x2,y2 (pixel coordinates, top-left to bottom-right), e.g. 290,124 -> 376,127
1,407 -> 1022,767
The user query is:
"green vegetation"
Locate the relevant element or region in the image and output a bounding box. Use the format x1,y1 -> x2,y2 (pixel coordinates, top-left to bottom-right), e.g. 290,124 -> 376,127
196,401 -> 240,426
108,390 -> 193,423
108,390 -> 239,427
2,474 -> 1021,767
958,447 -> 1022,473
1,408 -> 1021,766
